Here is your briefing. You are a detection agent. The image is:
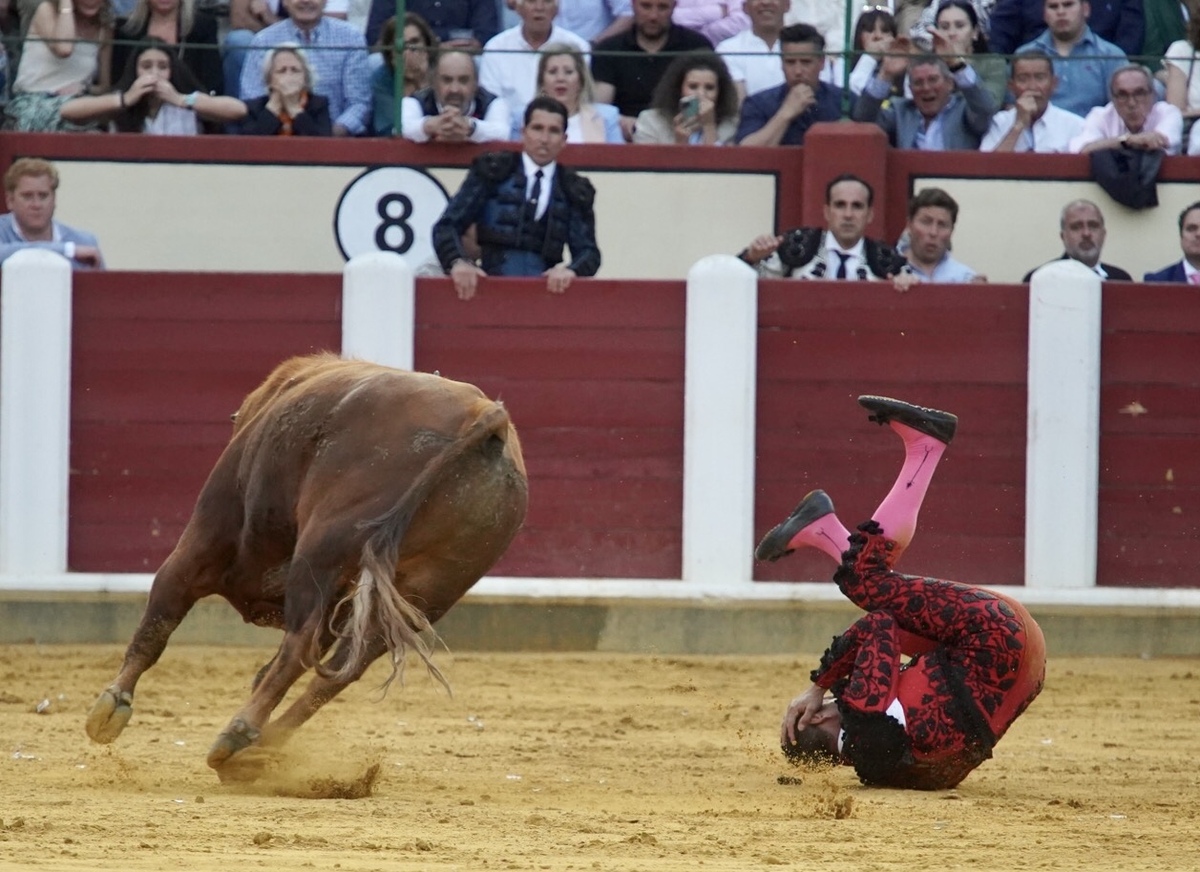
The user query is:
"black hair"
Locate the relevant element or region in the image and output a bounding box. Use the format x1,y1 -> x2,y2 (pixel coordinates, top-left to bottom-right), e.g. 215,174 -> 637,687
851,8 -> 897,63
647,50 -> 739,124
908,187 -> 959,223
111,38 -> 204,134
1179,201 -> 1200,233
935,0 -> 989,54
825,173 -> 874,206
779,23 -> 825,51
524,94 -> 569,128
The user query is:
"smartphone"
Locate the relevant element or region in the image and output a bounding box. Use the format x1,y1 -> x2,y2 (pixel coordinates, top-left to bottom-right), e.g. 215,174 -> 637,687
680,95 -> 700,119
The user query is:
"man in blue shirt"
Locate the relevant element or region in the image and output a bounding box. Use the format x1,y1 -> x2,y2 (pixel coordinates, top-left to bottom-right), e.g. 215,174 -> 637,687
365,0 -> 500,49
1012,0 -> 1128,118
735,23 -> 843,147
989,0 -> 1143,57
241,0 -> 372,135
0,158 -> 103,269
892,188 -> 981,291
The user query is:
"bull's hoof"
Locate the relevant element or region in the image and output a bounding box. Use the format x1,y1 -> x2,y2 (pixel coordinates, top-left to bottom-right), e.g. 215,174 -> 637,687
207,718 -> 263,775
85,686 -> 133,744
211,745 -> 282,784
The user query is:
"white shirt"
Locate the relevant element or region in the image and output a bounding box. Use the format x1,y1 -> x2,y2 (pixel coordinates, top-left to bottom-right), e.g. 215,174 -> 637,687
823,232 -> 867,279
981,102 -> 1087,154
399,94 -> 512,143
522,153 -> 556,221
479,25 -> 591,121
716,29 -> 784,97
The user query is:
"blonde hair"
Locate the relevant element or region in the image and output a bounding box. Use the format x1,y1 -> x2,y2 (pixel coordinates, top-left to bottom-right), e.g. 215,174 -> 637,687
262,44 -> 317,91
5,158 -> 59,193
536,43 -> 594,106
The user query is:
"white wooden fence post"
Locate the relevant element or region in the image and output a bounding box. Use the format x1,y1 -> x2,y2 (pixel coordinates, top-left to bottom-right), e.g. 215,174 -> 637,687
1025,260 -> 1102,589
341,252 -> 415,370
0,250 -> 73,576
682,255 -> 759,589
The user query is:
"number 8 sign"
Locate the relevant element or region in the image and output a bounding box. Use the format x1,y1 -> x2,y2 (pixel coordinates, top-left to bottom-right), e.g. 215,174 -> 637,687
334,166 -> 451,268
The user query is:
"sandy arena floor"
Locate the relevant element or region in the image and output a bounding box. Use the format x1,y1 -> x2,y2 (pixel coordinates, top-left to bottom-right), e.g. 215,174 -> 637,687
1,644 -> 1197,871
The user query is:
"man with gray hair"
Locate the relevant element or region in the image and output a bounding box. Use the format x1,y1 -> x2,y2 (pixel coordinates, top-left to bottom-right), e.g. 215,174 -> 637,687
852,46 -> 997,150
1069,64 -> 1182,155
1021,199 -> 1131,281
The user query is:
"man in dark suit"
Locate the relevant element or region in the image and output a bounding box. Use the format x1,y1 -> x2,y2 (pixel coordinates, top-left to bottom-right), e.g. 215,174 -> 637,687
433,96 -> 601,300
1144,201 -> 1200,283
852,50 -> 997,151
1023,199 -> 1131,281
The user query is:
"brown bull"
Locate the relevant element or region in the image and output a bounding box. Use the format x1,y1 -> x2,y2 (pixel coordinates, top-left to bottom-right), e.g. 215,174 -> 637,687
85,354 -> 528,779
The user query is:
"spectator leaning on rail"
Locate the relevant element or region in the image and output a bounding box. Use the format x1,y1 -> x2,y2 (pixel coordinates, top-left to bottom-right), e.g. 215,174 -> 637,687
981,49 -> 1085,152
1010,0 -> 1127,118
479,0 -> 590,123
852,38 -> 998,150
736,173 -> 906,281
238,0 -> 371,136
0,158 -> 104,270
891,187 -> 983,292
1068,64 -> 1182,154
432,96 -> 601,299
591,0 -> 713,141
400,48 -> 513,142
1144,201 -> 1200,283
734,22 -> 843,147
989,0 -> 1143,58
1022,199 -> 1132,281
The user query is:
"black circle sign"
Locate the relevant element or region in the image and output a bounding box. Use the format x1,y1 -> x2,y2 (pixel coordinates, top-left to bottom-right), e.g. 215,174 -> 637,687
334,166 -> 451,268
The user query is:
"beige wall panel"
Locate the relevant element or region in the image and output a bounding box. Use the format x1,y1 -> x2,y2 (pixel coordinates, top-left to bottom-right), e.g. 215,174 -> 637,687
917,177 -> 1194,284
53,161 -> 775,279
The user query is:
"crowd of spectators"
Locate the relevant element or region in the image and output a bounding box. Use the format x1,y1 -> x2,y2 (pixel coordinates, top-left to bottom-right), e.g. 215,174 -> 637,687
0,0 -> 1195,152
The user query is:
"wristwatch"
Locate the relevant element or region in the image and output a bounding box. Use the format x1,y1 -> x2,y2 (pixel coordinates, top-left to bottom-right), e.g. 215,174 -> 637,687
183,92 -> 200,109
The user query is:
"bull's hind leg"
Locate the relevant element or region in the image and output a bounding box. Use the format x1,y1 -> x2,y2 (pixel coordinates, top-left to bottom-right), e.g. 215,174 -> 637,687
206,545 -> 346,779
85,540 -> 230,744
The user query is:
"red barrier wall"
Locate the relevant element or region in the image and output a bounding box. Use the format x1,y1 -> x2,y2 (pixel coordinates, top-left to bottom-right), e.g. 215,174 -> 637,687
66,274 -> 687,579
752,280 -> 1030,587
1098,283 -> 1200,587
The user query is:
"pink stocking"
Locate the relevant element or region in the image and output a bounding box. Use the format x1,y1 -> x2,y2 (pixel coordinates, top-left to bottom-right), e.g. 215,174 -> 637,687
785,512 -> 852,564
870,421 -> 948,561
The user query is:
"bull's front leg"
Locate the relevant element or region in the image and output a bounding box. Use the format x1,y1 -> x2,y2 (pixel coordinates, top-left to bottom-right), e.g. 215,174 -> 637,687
85,542 -> 224,744
85,587 -> 196,743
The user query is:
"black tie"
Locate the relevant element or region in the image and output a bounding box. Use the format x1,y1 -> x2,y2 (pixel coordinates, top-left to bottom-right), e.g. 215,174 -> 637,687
529,169 -> 543,215
835,251 -> 850,279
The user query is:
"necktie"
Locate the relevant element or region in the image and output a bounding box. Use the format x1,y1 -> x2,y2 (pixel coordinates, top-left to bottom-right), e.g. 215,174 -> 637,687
1189,272 -> 1200,285
528,169 -> 543,215
835,251 -> 851,280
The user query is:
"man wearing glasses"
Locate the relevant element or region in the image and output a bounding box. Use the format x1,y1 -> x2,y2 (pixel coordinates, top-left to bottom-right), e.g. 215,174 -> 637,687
1069,64 -> 1182,155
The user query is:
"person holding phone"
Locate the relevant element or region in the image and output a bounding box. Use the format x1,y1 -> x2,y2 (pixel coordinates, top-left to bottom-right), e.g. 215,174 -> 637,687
634,49 -> 738,143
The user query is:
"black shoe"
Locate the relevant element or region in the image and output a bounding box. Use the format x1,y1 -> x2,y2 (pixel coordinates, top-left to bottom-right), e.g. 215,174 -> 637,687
755,490 -> 835,562
857,395 -> 958,445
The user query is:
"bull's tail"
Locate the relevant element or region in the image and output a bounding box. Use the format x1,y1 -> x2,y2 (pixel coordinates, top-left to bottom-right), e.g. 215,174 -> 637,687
320,401 -> 515,694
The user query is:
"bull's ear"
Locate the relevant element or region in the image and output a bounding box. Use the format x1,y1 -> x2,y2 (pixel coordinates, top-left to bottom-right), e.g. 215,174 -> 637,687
230,412 -> 239,423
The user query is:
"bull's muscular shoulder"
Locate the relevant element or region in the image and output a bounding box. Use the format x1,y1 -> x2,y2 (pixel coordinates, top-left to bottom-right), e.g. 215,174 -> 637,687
472,151 -> 521,183
558,168 -> 595,209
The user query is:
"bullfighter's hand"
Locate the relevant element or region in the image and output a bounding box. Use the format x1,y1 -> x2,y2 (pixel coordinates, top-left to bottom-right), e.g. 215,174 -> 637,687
544,265 -> 577,294
745,234 -> 782,264
451,259 -> 486,300
781,683 -> 828,747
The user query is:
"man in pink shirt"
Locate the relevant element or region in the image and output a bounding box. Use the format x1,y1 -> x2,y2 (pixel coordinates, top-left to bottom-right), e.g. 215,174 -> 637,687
1069,64 -> 1183,155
